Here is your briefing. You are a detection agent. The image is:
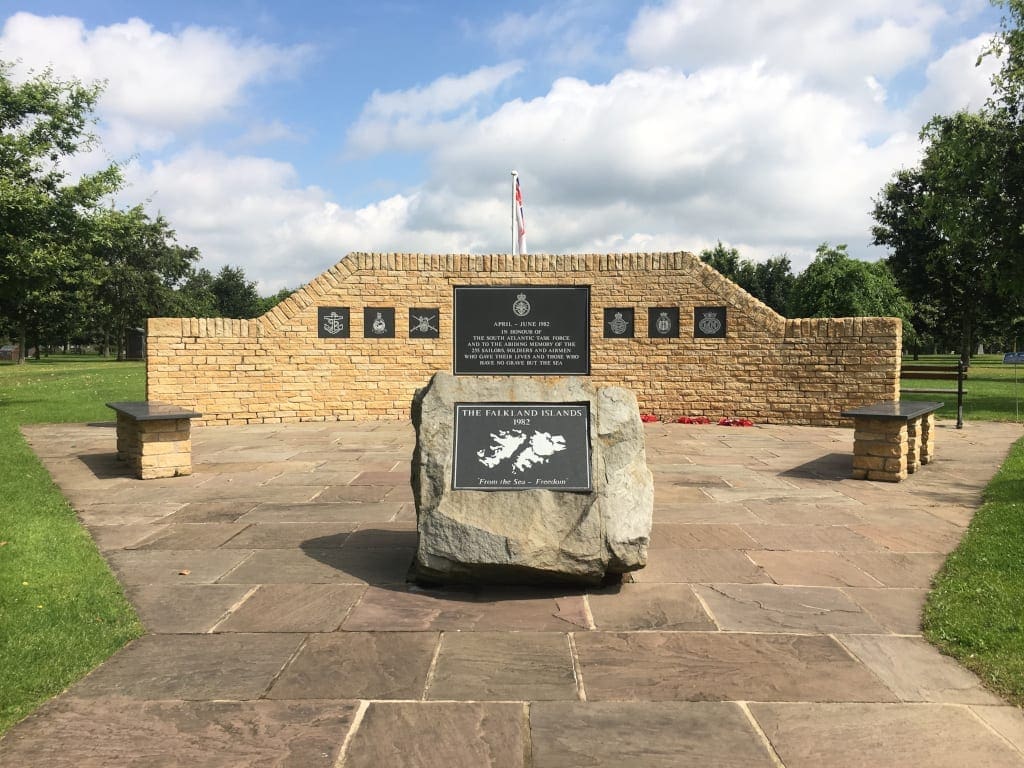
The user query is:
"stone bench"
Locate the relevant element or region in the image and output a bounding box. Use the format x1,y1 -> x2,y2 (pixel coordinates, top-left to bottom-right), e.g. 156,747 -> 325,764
840,401 -> 943,482
106,401 -> 202,480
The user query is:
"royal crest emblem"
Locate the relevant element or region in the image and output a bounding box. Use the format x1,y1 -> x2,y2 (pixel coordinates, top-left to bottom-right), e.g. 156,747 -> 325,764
371,312 -> 388,335
322,311 -> 346,335
698,311 -> 722,336
608,312 -> 629,335
410,313 -> 438,334
512,292 -> 531,317
655,311 -> 672,335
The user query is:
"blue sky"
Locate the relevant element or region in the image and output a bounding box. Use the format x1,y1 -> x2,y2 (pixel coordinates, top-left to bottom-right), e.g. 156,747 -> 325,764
0,1 -> 1008,292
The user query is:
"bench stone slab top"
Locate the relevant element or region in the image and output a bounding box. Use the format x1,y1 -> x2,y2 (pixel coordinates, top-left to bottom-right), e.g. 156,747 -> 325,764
106,401 -> 203,421
841,401 -> 943,421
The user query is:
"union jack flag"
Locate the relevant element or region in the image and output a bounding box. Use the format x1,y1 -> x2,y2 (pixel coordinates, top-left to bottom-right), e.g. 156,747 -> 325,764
515,175 -> 527,255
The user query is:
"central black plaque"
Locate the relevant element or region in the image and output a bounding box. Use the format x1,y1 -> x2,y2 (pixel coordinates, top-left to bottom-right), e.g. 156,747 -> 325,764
453,286 -> 590,375
452,402 -> 592,491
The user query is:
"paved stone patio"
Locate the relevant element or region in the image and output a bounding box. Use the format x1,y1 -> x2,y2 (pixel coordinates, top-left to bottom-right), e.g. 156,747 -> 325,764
3,419 -> 1024,766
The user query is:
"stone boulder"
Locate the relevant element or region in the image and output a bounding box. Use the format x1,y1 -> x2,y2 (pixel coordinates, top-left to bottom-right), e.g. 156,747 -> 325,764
410,372 -> 653,585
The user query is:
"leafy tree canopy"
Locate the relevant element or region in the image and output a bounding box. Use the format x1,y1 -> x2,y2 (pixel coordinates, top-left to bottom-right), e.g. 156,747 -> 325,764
787,243 -> 914,331
700,241 -> 795,315
0,62 -> 121,358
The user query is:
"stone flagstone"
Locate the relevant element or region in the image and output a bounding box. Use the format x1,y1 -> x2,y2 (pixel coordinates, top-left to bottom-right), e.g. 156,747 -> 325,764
3,419 -> 1023,768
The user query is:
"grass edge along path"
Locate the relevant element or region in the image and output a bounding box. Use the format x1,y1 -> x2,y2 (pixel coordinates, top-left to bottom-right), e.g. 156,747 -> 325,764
0,358 -> 145,734
923,434 -> 1024,706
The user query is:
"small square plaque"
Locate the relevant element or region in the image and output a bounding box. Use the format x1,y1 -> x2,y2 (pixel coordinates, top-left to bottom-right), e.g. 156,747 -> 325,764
363,307 -> 395,338
318,307 -> 350,338
603,308 -> 634,338
694,306 -> 727,338
409,308 -> 440,338
648,307 -> 680,338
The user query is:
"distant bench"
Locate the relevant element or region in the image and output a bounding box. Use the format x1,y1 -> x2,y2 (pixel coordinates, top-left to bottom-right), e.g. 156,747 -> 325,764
106,401 -> 202,480
901,360 -> 967,429
841,401 -> 943,482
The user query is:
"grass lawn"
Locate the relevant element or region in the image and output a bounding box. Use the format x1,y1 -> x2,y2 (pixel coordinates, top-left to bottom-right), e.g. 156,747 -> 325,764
923,435 -> 1024,705
901,354 -> 1024,704
0,355 -> 145,733
900,353 -> 1024,424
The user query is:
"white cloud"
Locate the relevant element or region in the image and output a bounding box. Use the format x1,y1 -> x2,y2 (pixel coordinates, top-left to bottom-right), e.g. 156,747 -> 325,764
398,64 -> 916,263
347,62 -> 522,155
122,148 -> 476,293
627,0 -> 942,92
908,33 -> 1000,123
487,1 -> 614,67
0,12 -> 310,155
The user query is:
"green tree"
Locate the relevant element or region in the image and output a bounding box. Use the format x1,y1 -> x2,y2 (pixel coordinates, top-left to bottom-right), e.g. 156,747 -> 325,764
873,112 -> 1008,360
788,244 -> 915,339
872,1 -> 1024,358
700,241 -> 742,279
256,287 -> 294,316
211,265 -> 262,319
743,256 -> 796,315
89,206 -> 199,358
173,267 -> 218,317
0,62 -> 122,362
700,242 -> 794,314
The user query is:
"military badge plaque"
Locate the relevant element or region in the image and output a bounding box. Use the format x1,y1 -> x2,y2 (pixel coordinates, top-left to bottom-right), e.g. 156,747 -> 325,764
363,307 -> 395,338
694,306 -> 727,338
317,307 -> 350,338
603,308 -> 635,338
409,308 -> 440,339
647,307 -> 680,338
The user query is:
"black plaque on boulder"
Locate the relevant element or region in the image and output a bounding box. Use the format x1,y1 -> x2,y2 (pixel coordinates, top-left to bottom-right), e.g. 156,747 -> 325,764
409,308 -> 440,338
648,307 -> 680,338
453,286 -> 590,375
363,307 -> 395,338
694,306 -> 727,338
452,402 -> 592,491
318,307 -> 350,338
603,307 -> 634,338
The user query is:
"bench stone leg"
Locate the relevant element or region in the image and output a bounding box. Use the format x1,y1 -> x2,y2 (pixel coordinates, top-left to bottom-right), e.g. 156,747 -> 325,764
115,413 -> 133,461
906,416 -> 923,474
920,414 -> 936,465
115,417 -> 193,479
851,417 -> 908,482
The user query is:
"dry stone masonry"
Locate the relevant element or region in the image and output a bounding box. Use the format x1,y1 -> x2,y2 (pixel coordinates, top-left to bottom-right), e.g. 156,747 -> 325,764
146,252 -> 902,427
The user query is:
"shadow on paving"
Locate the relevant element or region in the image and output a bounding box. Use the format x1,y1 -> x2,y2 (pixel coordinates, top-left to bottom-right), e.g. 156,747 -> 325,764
779,452 -> 852,481
299,531 -> 602,602
78,452 -> 135,480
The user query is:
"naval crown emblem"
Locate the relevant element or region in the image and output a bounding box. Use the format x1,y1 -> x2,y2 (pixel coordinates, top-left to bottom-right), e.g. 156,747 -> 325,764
512,292 -> 531,317
698,311 -> 723,335
655,311 -> 672,334
608,311 -> 629,335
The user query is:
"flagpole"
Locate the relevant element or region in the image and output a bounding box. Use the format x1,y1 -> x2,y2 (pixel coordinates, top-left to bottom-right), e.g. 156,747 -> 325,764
511,170 -> 518,255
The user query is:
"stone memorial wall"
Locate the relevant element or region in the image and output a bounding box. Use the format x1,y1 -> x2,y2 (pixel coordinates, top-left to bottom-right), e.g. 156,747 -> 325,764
146,251 -> 901,426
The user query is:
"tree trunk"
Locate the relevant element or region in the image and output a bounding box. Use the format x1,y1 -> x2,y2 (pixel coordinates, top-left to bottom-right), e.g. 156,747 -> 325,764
16,325 -> 26,365
960,314 -> 973,363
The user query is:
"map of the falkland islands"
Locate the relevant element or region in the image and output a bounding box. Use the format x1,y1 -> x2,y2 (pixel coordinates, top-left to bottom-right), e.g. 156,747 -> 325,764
477,429 -> 567,473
